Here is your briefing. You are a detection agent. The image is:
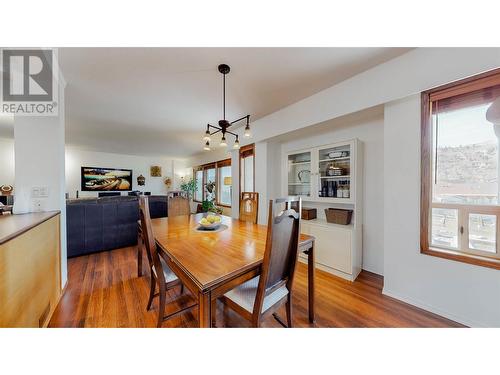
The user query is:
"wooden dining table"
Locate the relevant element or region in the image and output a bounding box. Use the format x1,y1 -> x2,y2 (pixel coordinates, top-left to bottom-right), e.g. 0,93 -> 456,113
138,213 -> 315,327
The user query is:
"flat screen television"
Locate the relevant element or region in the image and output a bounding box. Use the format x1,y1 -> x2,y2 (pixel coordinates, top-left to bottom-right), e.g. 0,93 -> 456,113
81,166 -> 133,191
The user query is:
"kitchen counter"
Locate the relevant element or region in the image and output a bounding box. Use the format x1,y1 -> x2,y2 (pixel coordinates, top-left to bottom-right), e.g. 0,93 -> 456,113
0,211 -> 60,245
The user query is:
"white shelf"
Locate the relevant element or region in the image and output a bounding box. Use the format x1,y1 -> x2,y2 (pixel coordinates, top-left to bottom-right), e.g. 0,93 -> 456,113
284,139 -> 362,282
319,157 -> 350,162
288,161 -> 311,166
302,217 -> 354,230
320,175 -> 350,179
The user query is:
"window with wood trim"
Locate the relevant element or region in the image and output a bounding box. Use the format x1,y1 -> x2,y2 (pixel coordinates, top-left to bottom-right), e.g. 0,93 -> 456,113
194,167 -> 203,202
217,158 -> 232,206
421,68 -> 500,269
192,158 -> 232,207
239,143 -> 255,194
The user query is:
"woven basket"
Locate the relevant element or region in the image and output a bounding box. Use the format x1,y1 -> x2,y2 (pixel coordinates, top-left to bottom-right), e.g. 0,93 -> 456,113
324,208 -> 353,225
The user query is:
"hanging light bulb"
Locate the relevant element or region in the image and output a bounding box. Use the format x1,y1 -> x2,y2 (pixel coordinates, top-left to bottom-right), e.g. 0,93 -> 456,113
220,134 -> 227,147
203,140 -> 210,151
203,127 -> 211,142
233,136 -> 240,149
244,117 -> 251,137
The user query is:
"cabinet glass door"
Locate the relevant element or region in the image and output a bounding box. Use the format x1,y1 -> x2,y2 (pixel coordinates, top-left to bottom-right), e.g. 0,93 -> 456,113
317,143 -> 351,200
288,151 -> 311,197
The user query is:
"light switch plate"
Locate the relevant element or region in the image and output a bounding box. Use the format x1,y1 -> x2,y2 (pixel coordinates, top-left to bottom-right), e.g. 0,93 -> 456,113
39,186 -> 49,197
31,187 -> 40,198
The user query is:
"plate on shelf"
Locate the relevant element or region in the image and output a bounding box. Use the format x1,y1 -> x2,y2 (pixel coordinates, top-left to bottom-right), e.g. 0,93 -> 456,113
327,151 -> 349,159
297,169 -> 310,183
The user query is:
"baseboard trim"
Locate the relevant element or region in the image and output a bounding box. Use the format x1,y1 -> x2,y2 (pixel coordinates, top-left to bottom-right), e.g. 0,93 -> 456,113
382,287 -> 484,328
298,257 -> 356,281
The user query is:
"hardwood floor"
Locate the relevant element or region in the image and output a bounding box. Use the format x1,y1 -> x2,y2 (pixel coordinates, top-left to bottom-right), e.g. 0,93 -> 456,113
49,246 -> 464,328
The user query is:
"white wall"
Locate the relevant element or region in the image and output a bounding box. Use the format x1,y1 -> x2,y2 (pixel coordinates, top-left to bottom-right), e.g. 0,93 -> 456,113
65,147 -> 184,198
0,137 -> 14,187
383,95 -> 500,327
272,107 -> 385,275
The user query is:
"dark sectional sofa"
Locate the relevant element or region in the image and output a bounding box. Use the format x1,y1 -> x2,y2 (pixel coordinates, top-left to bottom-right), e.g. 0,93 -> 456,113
66,195 -> 168,258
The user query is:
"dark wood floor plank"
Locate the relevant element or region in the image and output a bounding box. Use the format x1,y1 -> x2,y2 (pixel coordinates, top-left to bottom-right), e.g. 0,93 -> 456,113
49,246 -> 464,328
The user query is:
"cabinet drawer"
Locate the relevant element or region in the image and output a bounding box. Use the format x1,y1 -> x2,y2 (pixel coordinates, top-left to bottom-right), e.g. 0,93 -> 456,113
308,224 -> 351,274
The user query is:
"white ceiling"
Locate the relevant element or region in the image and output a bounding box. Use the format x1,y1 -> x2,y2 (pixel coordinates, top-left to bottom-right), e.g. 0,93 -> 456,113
2,48 -> 412,157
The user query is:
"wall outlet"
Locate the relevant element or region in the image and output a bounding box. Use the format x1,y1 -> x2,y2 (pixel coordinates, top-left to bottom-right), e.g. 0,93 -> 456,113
39,186 -> 49,197
32,199 -> 43,212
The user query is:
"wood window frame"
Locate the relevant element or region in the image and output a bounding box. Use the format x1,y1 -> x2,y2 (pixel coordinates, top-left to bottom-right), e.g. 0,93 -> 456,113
420,68 -> 500,270
192,158 -> 232,207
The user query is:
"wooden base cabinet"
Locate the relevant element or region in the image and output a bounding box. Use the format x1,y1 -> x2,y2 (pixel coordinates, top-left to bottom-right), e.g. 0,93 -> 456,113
300,219 -> 361,281
0,214 -> 62,327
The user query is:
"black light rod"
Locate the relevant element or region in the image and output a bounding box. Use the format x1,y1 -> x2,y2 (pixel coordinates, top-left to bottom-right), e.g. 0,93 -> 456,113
230,114 -> 250,125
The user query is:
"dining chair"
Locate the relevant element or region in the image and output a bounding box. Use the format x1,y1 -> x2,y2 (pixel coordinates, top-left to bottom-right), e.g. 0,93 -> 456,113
219,196 -> 302,327
239,192 -> 259,224
139,196 -> 196,327
167,191 -> 190,217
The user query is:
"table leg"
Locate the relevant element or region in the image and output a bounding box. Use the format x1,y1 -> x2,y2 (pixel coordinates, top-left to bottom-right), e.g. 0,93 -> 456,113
198,291 -> 212,328
307,242 -> 315,324
137,232 -> 143,278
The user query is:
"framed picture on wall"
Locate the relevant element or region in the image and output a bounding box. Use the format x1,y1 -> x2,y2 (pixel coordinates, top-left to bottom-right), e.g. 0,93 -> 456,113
150,166 -> 162,177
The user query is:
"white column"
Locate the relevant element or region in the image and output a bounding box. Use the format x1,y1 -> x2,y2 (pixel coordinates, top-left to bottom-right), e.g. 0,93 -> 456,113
13,72 -> 67,287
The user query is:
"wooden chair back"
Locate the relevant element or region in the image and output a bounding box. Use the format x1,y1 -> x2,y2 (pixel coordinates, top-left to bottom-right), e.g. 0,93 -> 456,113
253,197 -> 301,316
239,192 -> 259,224
139,197 -> 165,285
167,191 -> 190,217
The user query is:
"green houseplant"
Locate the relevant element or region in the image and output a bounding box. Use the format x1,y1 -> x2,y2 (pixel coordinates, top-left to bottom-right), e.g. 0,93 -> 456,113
201,199 -> 223,214
180,178 -> 197,199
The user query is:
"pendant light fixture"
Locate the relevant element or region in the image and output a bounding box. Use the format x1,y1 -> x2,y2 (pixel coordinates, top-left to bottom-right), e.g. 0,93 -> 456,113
202,64 -> 251,150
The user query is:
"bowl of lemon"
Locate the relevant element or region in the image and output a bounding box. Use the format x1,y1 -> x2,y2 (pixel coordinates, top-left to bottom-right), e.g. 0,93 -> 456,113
198,214 -> 222,230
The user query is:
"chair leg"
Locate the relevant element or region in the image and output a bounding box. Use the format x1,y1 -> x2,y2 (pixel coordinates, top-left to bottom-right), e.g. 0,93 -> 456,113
137,240 -> 143,278
146,275 -> 156,311
285,294 -> 293,328
157,283 -> 166,328
211,299 -> 217,327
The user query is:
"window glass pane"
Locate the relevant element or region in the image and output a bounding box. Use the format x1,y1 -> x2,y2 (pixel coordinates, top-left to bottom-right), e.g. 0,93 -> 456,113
469,213 -> 496,253
431,208 -> 458,248
242,156 -> 254,192
205,168 -> 216,201
218,165 -> 232,206
195,170 -> 203,201
432,102 -> 499,205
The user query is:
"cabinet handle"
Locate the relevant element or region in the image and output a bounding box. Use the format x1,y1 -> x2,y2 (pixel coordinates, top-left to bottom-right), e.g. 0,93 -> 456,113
460,226 -> 464,235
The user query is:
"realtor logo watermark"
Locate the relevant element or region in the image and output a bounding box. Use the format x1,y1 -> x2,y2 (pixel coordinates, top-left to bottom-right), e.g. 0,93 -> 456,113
0,48 -> 58,116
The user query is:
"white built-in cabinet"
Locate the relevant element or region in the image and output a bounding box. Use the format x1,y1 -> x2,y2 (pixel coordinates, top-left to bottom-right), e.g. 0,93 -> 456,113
282,139 -> 363,281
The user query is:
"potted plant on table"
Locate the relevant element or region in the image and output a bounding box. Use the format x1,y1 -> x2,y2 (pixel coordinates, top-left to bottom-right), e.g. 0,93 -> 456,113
201,199 -> 223,215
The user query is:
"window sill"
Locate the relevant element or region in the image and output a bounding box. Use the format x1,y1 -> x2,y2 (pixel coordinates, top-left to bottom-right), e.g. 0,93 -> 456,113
422,247 -> 500,270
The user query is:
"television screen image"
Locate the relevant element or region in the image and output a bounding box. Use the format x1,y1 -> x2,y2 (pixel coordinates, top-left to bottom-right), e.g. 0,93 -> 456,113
81,167 -> 133,191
